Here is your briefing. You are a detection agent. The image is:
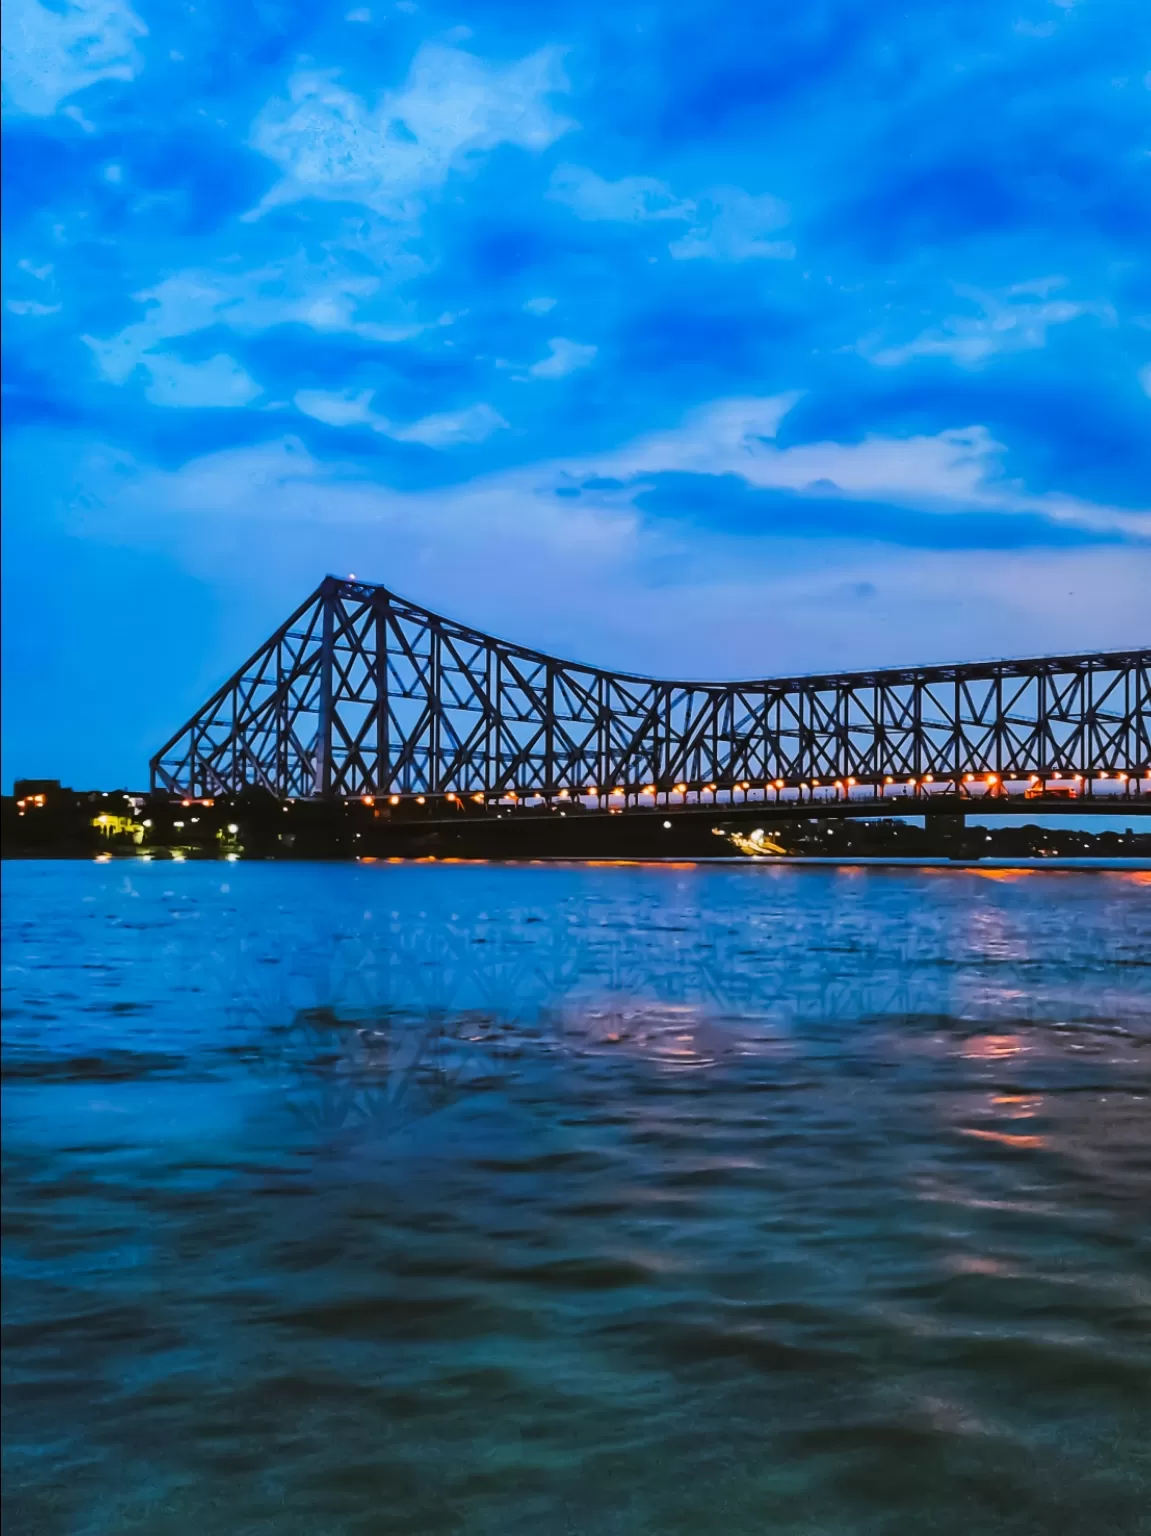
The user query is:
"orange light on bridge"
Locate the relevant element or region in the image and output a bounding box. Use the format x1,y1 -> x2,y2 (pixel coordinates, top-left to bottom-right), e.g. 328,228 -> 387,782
389,795 -> 400,805
558,788 -> 569,799
416,795 -> 426,805
362,795 -> 374,806
472,793 -> 484,803
775,779 -> 784,790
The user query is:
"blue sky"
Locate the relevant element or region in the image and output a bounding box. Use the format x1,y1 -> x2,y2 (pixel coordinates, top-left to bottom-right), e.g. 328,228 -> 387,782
2,0 -> 1149,788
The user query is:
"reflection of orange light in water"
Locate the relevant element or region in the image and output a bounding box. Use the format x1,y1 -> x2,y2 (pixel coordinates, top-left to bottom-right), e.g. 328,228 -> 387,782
1121,870 -> 1151,886
960,1128 -> 1047,1150
992,1094 -> 1041,1117
962,1034 -> 1023,1059
582,859 -> 699,869
949,1254 -> 1014,1277
972,868 -> 1035,882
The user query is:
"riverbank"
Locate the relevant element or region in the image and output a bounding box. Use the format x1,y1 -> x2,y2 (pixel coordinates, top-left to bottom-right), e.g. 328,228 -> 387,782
6,783 -> 1150,863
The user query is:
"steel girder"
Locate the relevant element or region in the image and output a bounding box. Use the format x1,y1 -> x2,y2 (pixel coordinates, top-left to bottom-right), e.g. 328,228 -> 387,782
150,576 -> 1151,799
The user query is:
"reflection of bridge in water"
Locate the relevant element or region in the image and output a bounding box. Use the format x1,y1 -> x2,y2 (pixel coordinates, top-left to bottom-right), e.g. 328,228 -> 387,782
153,576 -> 1151,815
219,869 -> 1151,1137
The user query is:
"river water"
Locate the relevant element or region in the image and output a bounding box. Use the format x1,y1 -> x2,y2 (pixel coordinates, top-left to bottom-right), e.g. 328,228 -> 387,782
3,860 -> 1150,1536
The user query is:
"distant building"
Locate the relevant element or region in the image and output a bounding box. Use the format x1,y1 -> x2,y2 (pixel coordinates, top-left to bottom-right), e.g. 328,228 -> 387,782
13,779 -> 64,803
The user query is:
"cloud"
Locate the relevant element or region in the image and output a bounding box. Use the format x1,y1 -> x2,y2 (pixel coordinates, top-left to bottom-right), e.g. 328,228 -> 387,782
140,354 -> 261,408
549,165 -> 694,223
72,428 -> 1151,694
390,403 -> 507,446
248,44 -> 573,218
294,388 -> 378,429
293,389 -> 507,446
83,256 -> 430,391
7,299 -> 62,317
1140,364 -> 1151,398
1,0 -> 146,118
550,165 -> 793,262
566,394 -> 1148,538
667,189 -> 793,262
133,388 -> 1149,546
866,279 -> 1115,367
523,296 -> 557,315
526,337 -> 597,379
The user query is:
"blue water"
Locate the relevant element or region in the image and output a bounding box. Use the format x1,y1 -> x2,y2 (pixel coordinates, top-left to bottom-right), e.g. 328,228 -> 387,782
3,860 -> 1150,1536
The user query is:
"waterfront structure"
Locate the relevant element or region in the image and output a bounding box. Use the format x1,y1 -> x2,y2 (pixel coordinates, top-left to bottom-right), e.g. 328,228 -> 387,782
151,576 -> 1150,804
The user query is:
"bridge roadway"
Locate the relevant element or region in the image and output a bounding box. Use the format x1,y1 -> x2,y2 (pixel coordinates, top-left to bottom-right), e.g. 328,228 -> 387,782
385,787 -> 1151,829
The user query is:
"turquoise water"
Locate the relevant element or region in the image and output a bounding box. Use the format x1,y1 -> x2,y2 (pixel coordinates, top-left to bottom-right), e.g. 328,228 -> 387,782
3,860 -> 1150,1536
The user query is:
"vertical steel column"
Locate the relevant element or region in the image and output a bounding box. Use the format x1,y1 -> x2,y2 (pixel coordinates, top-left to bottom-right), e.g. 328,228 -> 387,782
314,583 -> 335,799
545,663 -> 555,794
429,621 -> 441,793
374,594 -> 389,796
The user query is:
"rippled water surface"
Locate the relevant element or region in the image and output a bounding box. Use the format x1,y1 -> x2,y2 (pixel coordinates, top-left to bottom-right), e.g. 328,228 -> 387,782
3,860 -> 1150,1536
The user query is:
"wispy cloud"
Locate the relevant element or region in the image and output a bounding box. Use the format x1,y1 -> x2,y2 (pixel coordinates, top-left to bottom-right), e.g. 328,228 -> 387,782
249,44 -> 573,219
566,395 -> 1149,538
141,353 -> 261,409
71,422 -> 1151,693
550,165 -> 793,261
549,165 -> 694,223
83,255 -> 433,393
7,299 -> 62,317
1,0 -> 146,118
293,388 -> 507,446
864,279 -> 1115,368
667,189 -> 793,262
526,337 -> 597,379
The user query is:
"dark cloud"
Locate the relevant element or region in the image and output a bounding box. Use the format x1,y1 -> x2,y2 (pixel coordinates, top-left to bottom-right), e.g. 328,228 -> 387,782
631,475 -> 1131,551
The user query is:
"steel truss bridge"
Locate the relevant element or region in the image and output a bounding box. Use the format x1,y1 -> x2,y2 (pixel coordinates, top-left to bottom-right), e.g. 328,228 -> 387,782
151,576 -> 1151,807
